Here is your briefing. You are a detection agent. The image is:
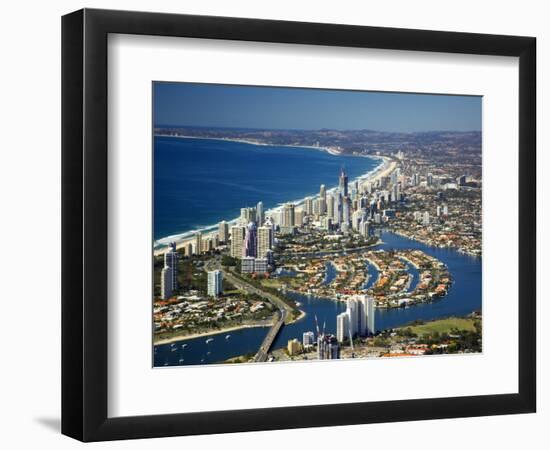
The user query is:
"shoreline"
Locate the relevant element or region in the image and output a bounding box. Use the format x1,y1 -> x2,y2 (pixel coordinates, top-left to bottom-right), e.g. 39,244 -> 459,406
153,139 -> 392,255
154,322 -> 271,346
154,308 -> 308,346
154,133 -> 343,155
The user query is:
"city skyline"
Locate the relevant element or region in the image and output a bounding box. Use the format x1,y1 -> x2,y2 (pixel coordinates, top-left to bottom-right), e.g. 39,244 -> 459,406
154,82 -> 482,133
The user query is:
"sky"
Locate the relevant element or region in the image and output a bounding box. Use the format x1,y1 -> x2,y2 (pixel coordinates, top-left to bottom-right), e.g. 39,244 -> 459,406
154,82 -> 481,133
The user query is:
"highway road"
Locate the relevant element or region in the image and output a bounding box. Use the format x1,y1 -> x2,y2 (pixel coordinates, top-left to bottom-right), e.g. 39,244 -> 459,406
205,257 -> 290,361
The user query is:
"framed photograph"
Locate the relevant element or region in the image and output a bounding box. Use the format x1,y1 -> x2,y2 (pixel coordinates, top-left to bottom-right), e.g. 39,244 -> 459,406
62,8 -> 536,441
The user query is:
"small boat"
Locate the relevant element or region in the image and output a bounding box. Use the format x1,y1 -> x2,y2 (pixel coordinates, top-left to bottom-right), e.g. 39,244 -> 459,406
207,351 -> 211,355
225,335 -> 231,340
170,347 -> 177,352
205,338 -> 214,344
178,358 -> 184,363
181,343 -> 187,349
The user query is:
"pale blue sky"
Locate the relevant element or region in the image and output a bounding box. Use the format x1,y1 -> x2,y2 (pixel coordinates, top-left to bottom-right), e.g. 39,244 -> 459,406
154,82 -> 481,132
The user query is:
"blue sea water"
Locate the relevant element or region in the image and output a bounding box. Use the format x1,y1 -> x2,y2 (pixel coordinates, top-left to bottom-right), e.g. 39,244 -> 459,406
154,136 -> 381,242
152,137 -> 482,367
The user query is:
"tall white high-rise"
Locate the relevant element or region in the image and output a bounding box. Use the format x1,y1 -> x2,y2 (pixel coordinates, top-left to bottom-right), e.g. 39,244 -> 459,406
218,221 -> 229,243
230,226 -> 246,259
257,226 -> 273,258
346,299 -> 359,337
207,270 -> 223,297
362,296 -> 375,335
160,266 -> 173,300
336,312 -> 349,343
164,249 -> 178,291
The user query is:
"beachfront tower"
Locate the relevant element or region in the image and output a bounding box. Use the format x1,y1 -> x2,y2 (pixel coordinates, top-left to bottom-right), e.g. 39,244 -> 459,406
257,226 -> 273,258
281,203 -> 296,227
256,201 -> 265,226
218,221 -> 229,244
207,270 -> 223,297
243,222 -> 257,258
230,225 -> 246,259
164,247 -> 178,291
319,184 -> 327,214
240,207 -> 256,224
194,232 -> 202,255
160,266 -> 173,300
339,168 -> 349,197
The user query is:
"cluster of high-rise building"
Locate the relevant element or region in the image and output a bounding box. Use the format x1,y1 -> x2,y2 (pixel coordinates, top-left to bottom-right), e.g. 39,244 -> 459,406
284,168 -> 402,237
225,201 -> 275,274
336,295 -> 375,343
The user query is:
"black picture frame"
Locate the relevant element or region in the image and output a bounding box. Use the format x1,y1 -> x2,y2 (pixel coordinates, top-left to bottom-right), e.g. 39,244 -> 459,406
61,8 -> 536,442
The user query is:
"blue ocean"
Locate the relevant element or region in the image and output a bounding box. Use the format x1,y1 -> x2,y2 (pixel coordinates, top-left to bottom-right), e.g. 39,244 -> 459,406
153,136 -> 381,243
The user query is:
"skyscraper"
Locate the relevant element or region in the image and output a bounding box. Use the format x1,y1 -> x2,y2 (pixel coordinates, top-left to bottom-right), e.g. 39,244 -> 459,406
194,232 -> 202,255
319,184 -> 327,214
304,198 -> 313,215
360,220 -> 370,238
336,312 -> 349,343
218,220 -> 229,243
333,192 -> 342,224
160,266 -> 173,300
339,168 -> 348,197
164,247 -> 178,291
346,299 -> 359,337
281,203 -> 295,227
256,201 -> 265,225
342,196 -> 351,226
240,207 -> 256,224
327,193 -> 335,219
207,270 -> 223,297
257,226 -> 273,258
230,225 -> 245,259
243,221 -> 257,258
362,296 -> 375,335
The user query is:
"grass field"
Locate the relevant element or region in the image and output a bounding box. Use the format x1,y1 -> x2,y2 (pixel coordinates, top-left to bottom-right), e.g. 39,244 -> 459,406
405,317 -> 477,336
